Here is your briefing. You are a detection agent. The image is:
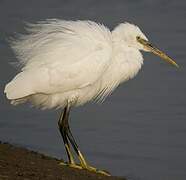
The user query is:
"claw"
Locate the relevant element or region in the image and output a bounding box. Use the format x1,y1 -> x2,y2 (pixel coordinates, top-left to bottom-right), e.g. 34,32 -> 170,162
87,166 -> 111,176
59,162 -> 111,176
59,161 -> 82,169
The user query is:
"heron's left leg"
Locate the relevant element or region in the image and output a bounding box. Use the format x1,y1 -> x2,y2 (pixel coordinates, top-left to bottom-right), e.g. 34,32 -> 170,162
58,106 -> 75,165
63,104 -> 110,176
58,103 -> 110,176
58,103 -> 88,168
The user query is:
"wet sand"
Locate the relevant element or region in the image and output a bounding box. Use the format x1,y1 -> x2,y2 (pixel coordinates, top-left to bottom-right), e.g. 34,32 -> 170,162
0,142 -> 126,180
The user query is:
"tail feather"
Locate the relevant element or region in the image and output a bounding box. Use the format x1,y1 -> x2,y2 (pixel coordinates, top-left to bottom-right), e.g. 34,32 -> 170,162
10,98 -> 28,105
4,72 -> 34,100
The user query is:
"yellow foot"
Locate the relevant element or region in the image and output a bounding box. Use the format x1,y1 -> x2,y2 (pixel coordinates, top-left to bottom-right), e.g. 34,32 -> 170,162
85,165 -> 111,176
59,161 -> 83,169
59,162 -> 111,176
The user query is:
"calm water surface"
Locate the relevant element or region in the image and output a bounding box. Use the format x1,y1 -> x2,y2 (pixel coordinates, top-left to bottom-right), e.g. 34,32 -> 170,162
0,1 -> 186,180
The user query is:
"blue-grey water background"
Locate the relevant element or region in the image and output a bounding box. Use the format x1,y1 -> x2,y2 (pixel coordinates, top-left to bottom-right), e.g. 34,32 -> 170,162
0,0 -> 186,180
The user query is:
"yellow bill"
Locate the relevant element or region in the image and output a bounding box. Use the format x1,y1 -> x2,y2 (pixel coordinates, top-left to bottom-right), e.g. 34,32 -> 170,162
137,36 -> 179,68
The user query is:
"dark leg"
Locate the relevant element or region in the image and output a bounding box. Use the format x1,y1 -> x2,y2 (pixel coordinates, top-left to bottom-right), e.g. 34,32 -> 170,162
66,121 -> 87,168
58,105 -> 75,164
58,103 -> 110,176
58,103 -> 87,167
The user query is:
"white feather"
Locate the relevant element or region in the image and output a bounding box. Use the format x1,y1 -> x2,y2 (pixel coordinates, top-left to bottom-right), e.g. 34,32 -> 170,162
5,19 -> 145,109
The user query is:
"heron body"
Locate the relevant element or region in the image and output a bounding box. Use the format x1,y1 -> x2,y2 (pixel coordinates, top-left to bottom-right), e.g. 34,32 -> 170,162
5,20 -> 144,109
4,19 -> 178,176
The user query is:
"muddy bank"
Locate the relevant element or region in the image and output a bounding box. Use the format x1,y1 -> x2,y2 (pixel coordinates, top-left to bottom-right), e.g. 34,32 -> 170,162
0,142 -> 126,180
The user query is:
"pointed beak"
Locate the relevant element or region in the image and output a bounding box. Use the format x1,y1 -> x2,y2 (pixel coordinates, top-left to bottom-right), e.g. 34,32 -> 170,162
137,37 -> 179,68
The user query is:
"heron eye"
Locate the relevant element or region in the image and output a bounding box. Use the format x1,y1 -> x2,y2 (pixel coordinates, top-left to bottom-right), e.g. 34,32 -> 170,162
136,36 -> 140,40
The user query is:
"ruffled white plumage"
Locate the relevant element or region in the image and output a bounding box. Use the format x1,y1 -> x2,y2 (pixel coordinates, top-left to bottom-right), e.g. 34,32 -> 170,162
5,19 -> 144,109
10,19 -> 112,69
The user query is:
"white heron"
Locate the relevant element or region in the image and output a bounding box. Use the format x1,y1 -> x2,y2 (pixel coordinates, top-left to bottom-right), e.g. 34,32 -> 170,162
4,19 -> 178,176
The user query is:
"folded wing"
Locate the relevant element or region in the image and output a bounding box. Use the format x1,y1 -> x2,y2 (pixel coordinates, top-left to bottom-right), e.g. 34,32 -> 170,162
5,20 -> 113,100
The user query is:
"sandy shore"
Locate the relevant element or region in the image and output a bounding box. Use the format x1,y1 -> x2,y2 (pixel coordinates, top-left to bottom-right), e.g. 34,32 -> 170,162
0,142 -> 126,180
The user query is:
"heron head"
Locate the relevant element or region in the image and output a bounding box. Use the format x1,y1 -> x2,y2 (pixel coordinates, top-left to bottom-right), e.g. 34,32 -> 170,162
113,22 -> 179,68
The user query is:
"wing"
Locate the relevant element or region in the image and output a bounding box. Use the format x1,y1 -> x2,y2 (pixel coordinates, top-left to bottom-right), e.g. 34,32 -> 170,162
5,20 -> 113,99
10,19 -> 112,69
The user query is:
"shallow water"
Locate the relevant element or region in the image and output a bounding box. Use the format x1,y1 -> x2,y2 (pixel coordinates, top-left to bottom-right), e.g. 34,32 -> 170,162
0,1 -> 186,180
